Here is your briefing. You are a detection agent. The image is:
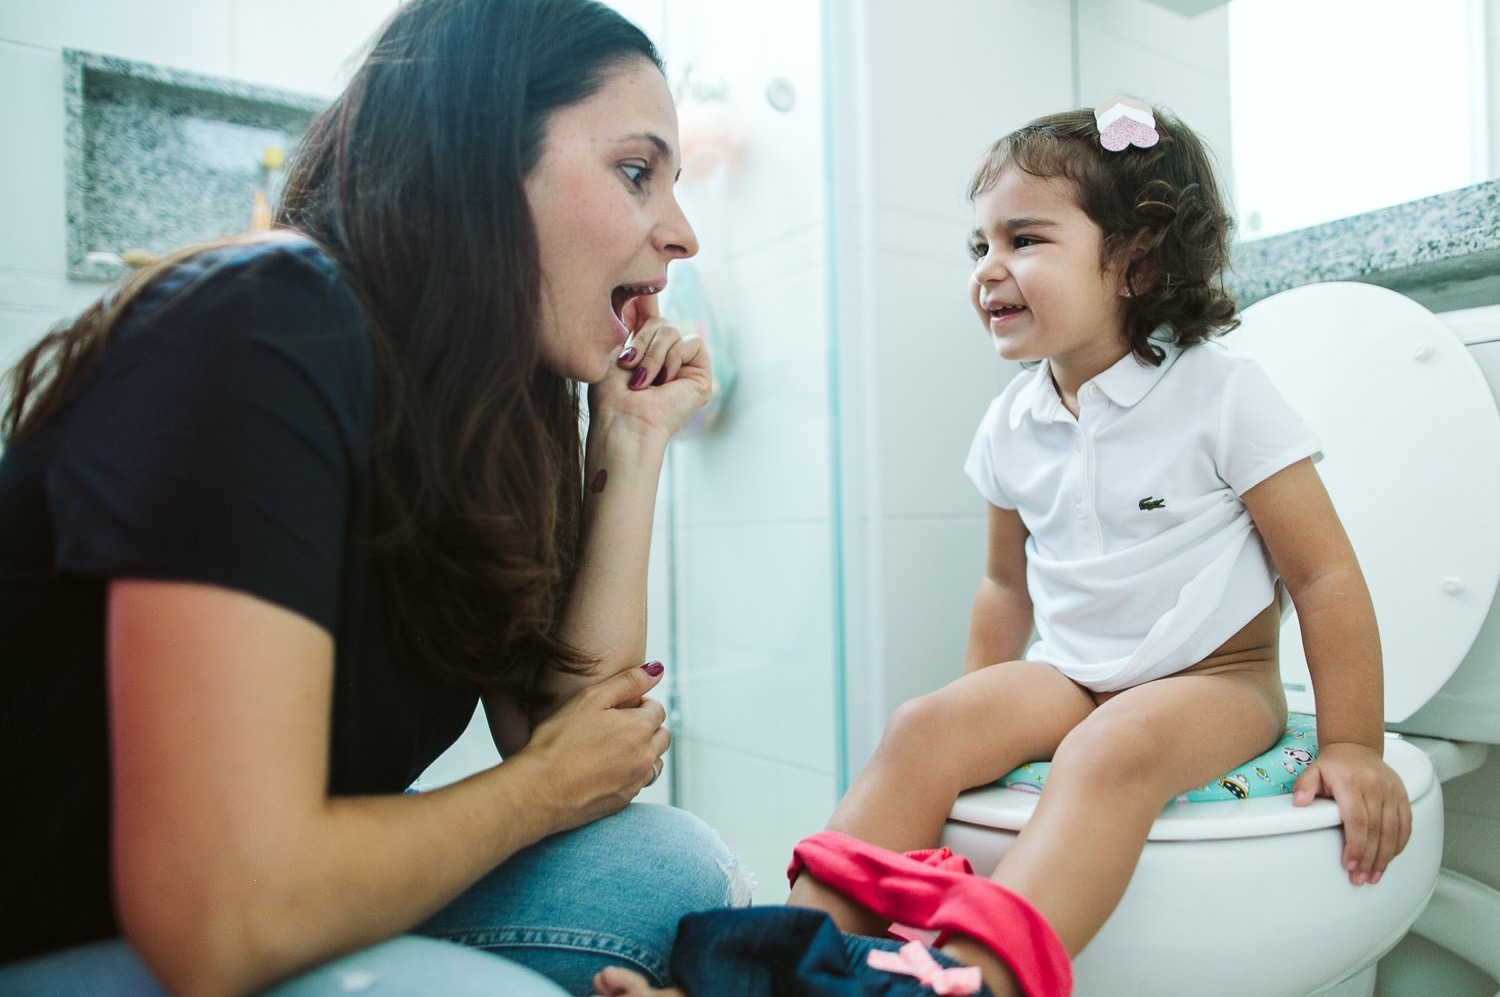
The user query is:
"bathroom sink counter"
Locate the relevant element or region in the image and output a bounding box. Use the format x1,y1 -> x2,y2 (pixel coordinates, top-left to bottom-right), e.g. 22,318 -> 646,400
1231,178 -> 1500,309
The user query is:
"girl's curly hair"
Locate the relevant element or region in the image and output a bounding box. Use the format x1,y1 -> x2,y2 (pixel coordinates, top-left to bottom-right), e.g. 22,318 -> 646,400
969,104 -> 1237,365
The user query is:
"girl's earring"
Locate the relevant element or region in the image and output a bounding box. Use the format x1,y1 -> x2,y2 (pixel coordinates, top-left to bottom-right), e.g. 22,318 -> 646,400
1122,286 -> 1133,298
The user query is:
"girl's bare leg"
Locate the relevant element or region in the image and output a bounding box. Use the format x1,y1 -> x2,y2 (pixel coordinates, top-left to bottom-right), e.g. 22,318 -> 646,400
787,661 -> 1095,936
944,647 -> 1286,994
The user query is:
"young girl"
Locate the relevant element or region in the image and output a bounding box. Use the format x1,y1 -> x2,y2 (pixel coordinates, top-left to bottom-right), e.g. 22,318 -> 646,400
784,100 -> 1414,996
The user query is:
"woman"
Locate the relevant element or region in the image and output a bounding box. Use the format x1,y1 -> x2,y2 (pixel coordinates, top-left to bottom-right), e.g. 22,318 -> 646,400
0,1 -> 744,993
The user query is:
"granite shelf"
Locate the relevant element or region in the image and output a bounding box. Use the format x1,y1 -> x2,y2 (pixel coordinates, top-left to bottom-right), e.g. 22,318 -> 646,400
64,49 -> 326,282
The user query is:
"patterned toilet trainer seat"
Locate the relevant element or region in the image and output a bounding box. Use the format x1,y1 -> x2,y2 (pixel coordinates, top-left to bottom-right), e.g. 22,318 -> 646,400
999,711 -> 1319,803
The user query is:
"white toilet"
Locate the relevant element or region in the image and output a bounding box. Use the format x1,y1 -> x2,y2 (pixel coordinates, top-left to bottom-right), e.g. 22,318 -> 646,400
940,282 -> 1500,997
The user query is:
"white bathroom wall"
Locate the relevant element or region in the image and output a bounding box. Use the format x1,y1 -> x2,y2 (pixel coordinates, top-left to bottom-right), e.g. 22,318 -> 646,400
651,0 -> 838,903
830,0 -> 1232,769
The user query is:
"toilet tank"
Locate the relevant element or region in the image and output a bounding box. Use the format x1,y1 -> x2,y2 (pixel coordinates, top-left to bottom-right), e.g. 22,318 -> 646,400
1390,305 -> 1500,745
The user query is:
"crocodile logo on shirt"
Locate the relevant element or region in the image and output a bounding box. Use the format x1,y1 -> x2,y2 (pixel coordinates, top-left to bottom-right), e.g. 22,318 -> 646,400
1138,496 -> 1166,511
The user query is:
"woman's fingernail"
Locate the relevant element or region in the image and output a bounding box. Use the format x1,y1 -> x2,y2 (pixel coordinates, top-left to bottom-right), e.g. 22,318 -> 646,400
630,366 -> 649,389
642,661 -> 664,676
653,367 -> 668,386
618,346 -> 637,364
1369,871 -> 1382,885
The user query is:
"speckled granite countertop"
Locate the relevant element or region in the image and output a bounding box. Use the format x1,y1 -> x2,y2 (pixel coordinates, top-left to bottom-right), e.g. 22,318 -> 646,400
1229,179 -> 1500,307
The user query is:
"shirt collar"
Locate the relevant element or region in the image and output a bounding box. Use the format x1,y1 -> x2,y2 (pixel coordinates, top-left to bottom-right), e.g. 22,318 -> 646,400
1092,339 -> 1182,407
1009,339 -> 1182,428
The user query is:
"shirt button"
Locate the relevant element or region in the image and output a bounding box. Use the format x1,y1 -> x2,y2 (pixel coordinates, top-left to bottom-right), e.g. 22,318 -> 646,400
1074,503 -> 1087,519
1073,438 -> 1083,452
1089,385 -> 1102,399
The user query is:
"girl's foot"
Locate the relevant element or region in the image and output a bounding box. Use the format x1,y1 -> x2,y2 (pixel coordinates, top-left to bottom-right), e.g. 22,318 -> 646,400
591,965 -> 687,997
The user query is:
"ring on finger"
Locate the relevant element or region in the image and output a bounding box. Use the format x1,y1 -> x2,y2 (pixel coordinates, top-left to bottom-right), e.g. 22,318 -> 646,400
645,759 -> 664,787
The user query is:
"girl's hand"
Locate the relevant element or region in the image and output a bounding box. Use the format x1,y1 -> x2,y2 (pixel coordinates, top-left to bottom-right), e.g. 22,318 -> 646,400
514,662 -> 671,833
1291,741 -> 1411,885
590,293 -> 711,442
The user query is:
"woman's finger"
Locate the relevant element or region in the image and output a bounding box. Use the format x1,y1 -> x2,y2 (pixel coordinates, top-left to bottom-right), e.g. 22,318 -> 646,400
622,290 -> 661,334
585,661 -> 666,710
627,322 -> 682,390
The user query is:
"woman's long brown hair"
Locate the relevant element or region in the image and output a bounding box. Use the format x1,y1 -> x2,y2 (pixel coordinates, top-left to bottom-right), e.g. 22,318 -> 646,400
6,0 -> 664,706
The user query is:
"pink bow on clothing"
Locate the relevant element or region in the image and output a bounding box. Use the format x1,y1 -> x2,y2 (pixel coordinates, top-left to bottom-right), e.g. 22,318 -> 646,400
866,940 -> 984,995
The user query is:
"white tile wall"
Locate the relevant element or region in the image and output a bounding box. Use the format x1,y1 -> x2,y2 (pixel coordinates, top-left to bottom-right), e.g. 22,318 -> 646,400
870,247 -> 1019,520
229,0 -> 396,97
877,515 -> 989,714
1077,0 -> 1230,74
673,520 -> 836,769
1441,755 -> 1500,889
865,0 -> 1073,222
677,736 -> 836,905
0,42 -> 66,277
662,0 -> 824,253
0,4 -> 60,50
670,256 -> 831,528
651,0 -> 840,888
59,0 -> 236,77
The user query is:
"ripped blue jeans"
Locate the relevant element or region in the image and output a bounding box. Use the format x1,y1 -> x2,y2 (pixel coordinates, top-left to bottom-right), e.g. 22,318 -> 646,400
0,803 -> 747,996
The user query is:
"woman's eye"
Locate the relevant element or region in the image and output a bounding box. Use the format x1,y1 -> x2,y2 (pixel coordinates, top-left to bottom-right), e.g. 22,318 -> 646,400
621,163 -> 652,187
1013,235 -> 1039,249
968,242 -> 987,261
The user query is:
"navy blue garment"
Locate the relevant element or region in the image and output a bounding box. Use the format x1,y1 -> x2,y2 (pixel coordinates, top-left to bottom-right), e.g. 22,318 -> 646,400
0,238 -> 481,964
670,907 -> 995,996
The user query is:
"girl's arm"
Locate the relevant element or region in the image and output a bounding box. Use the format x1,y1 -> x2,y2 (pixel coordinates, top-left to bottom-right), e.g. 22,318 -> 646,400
109,580 -> 668,997
1241,457 -> 1412,885
963,504 -> 1035,673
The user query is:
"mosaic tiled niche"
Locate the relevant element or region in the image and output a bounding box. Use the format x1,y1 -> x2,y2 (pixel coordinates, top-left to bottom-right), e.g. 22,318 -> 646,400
64,50 -> 326,282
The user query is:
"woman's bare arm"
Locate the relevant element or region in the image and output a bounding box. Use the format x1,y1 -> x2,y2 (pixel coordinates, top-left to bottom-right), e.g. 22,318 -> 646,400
109,580 -> 666,997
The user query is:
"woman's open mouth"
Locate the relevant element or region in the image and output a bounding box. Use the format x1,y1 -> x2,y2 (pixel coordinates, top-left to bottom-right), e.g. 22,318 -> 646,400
611,281 -> 666,341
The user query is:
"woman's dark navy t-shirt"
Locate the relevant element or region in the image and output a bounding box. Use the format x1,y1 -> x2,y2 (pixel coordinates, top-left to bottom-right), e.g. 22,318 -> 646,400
0,238 -> 481,962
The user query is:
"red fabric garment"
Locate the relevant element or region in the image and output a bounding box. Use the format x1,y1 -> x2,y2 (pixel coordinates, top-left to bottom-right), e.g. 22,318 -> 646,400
788,831 -> 1073,997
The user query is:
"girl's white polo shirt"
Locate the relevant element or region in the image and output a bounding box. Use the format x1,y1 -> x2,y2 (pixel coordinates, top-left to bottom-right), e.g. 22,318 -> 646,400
964,341 -> 1321,692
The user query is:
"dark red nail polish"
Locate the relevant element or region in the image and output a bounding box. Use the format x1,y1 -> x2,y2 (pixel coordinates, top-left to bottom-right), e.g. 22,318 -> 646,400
642,661 -> 664,676
630,366 -> 649,389
589,469 -> 607,494
618,346 -> 637,364
653,367 -> 668,386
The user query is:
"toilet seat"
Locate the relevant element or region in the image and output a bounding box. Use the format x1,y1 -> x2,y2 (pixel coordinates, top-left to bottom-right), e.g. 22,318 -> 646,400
954,733 -> 1434,842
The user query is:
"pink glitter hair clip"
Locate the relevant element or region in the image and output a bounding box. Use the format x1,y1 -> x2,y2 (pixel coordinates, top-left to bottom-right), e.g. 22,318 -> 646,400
1094,96 -> 1159,152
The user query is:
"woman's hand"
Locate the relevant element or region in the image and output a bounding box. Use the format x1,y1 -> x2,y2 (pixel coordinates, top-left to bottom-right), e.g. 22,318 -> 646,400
1292,740 -> 1412,885
590,293 -> 711,442
515,662 -> 671,833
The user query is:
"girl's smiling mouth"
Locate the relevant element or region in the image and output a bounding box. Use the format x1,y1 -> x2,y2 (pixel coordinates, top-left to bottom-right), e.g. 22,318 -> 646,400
987,303 -> 1027,330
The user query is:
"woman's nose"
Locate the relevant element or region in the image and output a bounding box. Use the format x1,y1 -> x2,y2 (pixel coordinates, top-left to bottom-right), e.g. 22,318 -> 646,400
658,197 -> 698,260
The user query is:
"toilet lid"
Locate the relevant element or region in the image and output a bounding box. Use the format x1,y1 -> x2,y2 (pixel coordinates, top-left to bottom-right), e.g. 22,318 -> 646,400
1226,283 -> 1500,722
